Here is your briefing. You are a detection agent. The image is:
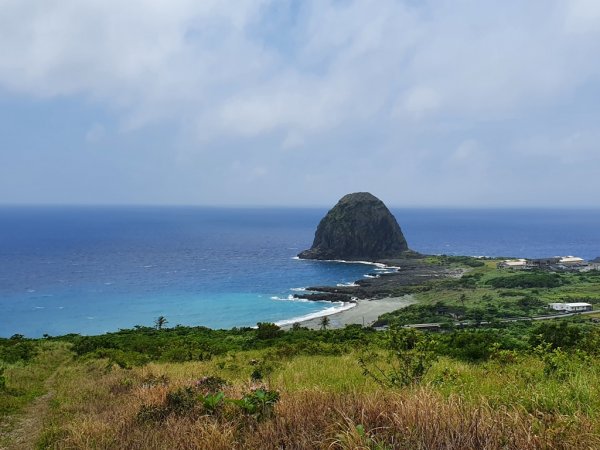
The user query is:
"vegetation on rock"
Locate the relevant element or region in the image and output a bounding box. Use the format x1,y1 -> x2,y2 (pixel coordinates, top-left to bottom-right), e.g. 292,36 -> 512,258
298,192 -> 408,260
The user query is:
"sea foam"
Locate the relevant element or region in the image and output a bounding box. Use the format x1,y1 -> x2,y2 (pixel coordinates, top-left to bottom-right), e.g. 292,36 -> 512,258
274,302 -> 357,327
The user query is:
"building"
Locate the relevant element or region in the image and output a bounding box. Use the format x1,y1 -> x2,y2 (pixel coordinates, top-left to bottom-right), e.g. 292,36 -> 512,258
558,256 -> 586,266
548,302 -> 592,312
529,258 -> 560,268
497,259 -> 528,269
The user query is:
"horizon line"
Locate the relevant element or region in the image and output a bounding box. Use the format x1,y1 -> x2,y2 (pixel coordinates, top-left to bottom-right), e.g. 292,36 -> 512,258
1,202 -> 599,210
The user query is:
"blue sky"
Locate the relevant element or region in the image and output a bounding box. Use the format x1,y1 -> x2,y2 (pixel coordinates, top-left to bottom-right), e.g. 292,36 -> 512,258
1,0 -> 599,207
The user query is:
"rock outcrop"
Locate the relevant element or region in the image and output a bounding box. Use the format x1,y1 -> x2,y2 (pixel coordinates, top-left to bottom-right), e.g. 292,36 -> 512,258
298,192 -> 409,261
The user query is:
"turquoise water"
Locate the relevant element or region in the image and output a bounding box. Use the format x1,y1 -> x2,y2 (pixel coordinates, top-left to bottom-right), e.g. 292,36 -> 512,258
1,206 -> 599,337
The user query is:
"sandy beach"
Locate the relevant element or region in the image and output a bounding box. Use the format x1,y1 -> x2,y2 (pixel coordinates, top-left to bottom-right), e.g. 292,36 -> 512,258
281,295 -> 415,330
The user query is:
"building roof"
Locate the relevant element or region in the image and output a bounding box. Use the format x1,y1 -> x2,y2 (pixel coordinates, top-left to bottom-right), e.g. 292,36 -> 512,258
558,256 -> 585,263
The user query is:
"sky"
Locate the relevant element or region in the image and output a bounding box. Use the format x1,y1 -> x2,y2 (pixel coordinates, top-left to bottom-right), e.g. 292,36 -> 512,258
0,0 -> 599,207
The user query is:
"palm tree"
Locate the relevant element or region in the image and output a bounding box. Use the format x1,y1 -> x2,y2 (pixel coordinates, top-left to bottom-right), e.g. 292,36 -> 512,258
154,316 -> 168,330
320,316 -> 330,331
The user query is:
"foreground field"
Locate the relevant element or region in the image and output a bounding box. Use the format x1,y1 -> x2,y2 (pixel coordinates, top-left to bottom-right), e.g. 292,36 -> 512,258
2,328 -> 600,449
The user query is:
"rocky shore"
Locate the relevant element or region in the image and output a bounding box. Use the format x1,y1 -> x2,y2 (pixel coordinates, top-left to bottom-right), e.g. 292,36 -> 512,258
293,255 -> 462,303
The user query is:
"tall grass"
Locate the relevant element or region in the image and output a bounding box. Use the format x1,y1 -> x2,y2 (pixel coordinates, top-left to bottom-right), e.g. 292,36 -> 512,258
33,348 -> 600,449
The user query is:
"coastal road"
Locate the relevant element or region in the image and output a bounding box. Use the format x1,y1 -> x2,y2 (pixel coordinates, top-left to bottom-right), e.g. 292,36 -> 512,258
400,309 -> 599,330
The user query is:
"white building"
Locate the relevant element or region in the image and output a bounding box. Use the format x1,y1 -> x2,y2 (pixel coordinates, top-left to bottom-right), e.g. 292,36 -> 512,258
548,302 -> 592,312
557,256 -> 586,266
498,259 -> 528,269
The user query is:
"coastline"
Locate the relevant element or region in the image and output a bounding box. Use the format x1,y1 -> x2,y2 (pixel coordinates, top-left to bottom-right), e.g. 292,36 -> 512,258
279,295 -> 415,330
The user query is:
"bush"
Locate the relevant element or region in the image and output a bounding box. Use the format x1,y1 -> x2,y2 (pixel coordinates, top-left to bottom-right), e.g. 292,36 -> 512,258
487,273 -> 562,289
359,327 -> 437,387
438,329 -> 517,362
137,387 -> 198,422
529,322 -> 584,350
0,336 -> 38,363
232,389 -> 280,421
255,323 -> 283,340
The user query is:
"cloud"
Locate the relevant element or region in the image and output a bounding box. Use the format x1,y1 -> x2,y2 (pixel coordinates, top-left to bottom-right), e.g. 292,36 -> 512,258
2,0 -> 597,134
1,0 -> 600,206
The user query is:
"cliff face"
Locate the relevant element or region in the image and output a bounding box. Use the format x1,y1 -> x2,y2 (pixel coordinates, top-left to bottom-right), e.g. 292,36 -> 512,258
298,192 -> 409,261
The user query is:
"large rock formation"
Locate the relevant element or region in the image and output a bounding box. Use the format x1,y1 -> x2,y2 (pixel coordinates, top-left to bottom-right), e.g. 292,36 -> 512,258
298,192 -> 409,261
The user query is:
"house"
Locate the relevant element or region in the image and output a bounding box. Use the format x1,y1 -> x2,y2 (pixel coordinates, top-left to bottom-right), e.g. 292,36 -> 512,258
557,256 -> 586,266
498,259 -> 528,269
529,258 -> 560,268
548,302 -> 592,312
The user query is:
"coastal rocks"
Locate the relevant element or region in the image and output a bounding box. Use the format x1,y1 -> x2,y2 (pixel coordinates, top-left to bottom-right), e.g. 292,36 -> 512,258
293,292 -> 354,302
298,192 -> 409,261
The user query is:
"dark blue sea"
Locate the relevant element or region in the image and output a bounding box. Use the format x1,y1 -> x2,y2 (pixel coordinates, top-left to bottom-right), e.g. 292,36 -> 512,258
1,207 -> 599,337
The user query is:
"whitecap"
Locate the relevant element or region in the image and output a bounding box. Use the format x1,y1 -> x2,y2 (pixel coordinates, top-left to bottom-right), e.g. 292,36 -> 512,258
309,258 -> 401,270
336,282 -> 359,287
290,287 -> 307,292
271,295 -> 303,301
274,302 -> 357,327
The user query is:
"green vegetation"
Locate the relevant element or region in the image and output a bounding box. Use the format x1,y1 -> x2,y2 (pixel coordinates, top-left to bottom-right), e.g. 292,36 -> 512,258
377,262 -> 600,326
486,272 -> 563,289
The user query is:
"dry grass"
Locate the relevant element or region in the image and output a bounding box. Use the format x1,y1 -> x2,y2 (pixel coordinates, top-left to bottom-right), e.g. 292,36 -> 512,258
16,347 -> 598,449
41,368 -> 600,450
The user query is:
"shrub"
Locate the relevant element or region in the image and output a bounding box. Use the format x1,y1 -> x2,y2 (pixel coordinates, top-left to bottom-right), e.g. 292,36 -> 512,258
194,376 -> 227,394
200,392 -> 225,415
137,387 -> 198,422
232,388 -> 280,421
0,337 -> 38,363
359,327 -> 437,387
255,323 -> 283,340
529,322 -> 584,350
487,273 -> 562,289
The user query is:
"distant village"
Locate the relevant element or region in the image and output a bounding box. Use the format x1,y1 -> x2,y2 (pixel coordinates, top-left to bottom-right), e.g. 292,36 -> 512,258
498,255 -> 599,313
497,255 -> 600,272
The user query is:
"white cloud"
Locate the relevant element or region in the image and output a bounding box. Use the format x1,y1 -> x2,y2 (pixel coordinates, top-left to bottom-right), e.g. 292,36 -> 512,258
2,0 -> 598,137
1,0 -> 600,206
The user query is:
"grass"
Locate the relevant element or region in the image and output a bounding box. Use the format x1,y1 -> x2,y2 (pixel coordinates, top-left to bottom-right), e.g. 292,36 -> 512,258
3,342 -> 594,449
0,342 -> 72,448
377,263 -> 600,326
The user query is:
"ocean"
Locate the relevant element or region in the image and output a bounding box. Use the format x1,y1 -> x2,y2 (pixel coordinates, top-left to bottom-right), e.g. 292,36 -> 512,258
1,206 -> 599,338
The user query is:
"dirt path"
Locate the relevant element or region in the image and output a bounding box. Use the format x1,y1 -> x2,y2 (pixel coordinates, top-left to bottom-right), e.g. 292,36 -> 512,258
1,370 -> 58,450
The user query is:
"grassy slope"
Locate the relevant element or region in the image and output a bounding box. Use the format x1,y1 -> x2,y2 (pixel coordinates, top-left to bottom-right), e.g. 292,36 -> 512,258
0,340 -> 597,449
376,260 -> 600,325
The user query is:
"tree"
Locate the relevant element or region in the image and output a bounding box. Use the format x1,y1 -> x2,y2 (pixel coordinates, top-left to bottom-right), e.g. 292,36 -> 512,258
154,316 -> 168,330
320,316 -> 330,331
256,322 -> 282,340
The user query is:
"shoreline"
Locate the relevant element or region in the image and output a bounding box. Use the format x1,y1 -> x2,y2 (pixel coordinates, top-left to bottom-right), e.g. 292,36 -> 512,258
279,295 -> 415,330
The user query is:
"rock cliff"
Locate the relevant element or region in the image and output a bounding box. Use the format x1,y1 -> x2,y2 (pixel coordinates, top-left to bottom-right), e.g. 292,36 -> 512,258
298,192 -> 409,261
